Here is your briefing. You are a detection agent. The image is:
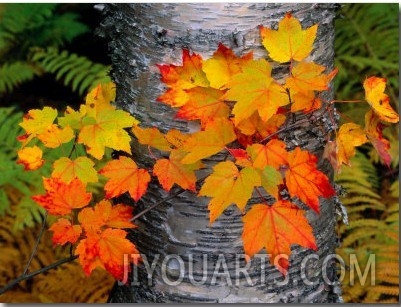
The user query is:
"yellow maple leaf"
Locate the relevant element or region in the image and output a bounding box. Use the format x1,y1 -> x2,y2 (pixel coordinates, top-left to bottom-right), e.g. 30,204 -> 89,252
224,59 -> 289,125
181,118 -> 236,164
336,123 -> 368,167
260,13 -> 318,63
203,43 -> 253,89
199,161 -> 261,223
17,145 -> 44,170
363,76 -> 399,123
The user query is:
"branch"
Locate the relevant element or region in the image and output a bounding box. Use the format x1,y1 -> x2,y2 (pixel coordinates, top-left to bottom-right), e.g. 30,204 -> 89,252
0,255 -> 78,295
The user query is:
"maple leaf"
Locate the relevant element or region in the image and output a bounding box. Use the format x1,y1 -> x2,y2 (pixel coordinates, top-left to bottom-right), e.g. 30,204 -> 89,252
286,62 -> 338,93
18,106 -> 58,146
181,118 -> 236,164
224,59 -> 289,125
336,123 -> 368,167
236,112 -> 286,137
260,166 -> 283,199
260,13 -> 318,63
78,109 -> 137,160
290,90 -> 322,113
36,124 -> 75,148
32,177 -> 92,216
75,228 -> 139,280
242,201 -> 317,274
164,129 -> 190,148
157,50 -> 209,107
17,145 -> 44,170
85,83 -> 116,119
52,156 -> 98,184
132,124 -> 172,152
153,149 -> 203,192
364,110 -> 392,166
99,156 -> 151,201
363,76 -> 399,123
247,139 -> 289,170
176,86 -> 229,124
202,43 -> 253,89
49,218 -> 82,245
78,200 -> 135,232
285,147 -> 335,213
58,106 -> 87,131
199,161 -> 261,223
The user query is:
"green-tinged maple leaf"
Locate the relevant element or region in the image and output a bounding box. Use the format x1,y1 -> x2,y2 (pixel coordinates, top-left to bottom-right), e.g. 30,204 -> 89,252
52,156 -> 98,183
78,109 -> 137,160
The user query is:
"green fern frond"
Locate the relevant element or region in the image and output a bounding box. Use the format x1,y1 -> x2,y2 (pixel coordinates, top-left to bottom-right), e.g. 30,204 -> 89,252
335,4 -> 398,104
0,3 -> 88,59
0,62 -> 39,93
31,47 -> 111,95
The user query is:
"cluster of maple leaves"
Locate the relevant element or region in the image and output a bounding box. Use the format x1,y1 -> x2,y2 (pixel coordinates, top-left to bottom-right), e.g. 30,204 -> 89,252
16,13 -> 398,279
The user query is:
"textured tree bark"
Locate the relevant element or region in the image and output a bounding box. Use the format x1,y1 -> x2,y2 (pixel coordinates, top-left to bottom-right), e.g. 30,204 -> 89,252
99,3 -> 342,303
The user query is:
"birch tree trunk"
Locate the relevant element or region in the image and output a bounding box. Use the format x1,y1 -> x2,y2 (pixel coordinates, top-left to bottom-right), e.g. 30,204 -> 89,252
99,3 -> 342,303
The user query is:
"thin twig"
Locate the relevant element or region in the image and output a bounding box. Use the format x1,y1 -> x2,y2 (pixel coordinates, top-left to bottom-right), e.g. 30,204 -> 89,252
22,211 -> 48,276
130,188 -> 188,222
0,255 -> 78,295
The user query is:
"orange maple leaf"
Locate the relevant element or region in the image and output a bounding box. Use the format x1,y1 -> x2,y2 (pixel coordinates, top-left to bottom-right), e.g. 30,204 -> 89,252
336,123 -> 368,168
132,124 -> 173,152
285,147 -> 335,213
52,156 -> 98,184
199,161 -> 261,223
17,145 -> 44,170
75,228 -> 139,280
247,139 -> 289,170
49,218 -> 82,245
224,59 -> 289,125
157,49 -> 209,107
260,13 -> 318,63
202,43 -> 253,89
242,201 -> 317,274
99,156 -> 151,201
290,90 -> 322,113
364,76 -> 399,123
286,62 -> 338,93
176,86 -> 229,124
364,110 -> 392,166
78,200 -> 135,232
153,149 -> 203,192
32,177 -> 92,216
181,118 -> 236,164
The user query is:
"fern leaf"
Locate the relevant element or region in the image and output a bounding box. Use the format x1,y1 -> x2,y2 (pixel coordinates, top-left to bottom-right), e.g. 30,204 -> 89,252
0,62 -> 38,93
31,48 -> 111,95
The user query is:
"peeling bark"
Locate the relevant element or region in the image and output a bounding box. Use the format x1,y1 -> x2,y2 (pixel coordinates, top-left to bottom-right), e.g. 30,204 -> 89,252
99,3 -> 342,303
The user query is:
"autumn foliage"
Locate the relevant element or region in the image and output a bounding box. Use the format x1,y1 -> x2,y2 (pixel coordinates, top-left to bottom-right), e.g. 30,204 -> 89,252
16,13 -> 398,279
